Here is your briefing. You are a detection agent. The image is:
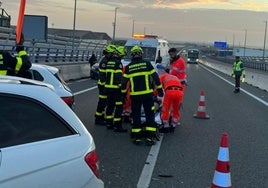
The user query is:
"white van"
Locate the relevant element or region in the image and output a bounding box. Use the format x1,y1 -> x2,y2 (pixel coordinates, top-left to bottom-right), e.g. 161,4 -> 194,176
122,34 -> 170,68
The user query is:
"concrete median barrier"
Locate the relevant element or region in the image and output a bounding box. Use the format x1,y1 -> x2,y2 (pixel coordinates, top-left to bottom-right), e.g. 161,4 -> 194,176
200,59 -> 268,92
45,62 -> 91,81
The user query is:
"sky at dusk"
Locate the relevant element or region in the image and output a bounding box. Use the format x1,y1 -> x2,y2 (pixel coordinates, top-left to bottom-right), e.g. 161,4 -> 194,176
2,0 -> 268,48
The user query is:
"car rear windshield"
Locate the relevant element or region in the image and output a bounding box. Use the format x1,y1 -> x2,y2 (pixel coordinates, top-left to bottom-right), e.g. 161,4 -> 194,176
0,93 -> 77,148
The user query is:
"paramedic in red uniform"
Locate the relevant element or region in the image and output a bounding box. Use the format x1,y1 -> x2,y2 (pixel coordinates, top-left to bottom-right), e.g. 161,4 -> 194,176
156,64 -> 184,133
168,48 -> 187,91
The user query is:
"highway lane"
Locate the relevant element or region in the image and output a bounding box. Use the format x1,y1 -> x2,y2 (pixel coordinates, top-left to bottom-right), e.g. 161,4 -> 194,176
68,62 -> 268,188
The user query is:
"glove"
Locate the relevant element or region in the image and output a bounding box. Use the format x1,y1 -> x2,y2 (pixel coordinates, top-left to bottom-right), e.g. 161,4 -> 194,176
242,77 -> 245,83
231,73 -> 234,77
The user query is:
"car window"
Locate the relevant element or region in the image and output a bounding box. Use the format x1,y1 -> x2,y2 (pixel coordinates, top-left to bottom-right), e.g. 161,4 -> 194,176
0,93 -> 76,148
32,70 -> 44,81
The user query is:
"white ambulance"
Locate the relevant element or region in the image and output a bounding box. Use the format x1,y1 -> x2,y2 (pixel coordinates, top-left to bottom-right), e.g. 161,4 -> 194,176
122,34 -> 170,68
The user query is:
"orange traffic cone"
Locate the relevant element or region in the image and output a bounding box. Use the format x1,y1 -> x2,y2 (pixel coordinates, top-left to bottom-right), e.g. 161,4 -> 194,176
193,90 -> 210,119
211,132 -> 232,188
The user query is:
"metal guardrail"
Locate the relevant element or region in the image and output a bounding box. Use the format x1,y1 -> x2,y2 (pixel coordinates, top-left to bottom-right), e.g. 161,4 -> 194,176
207,56 -> 268,72
0,27 -> 106,63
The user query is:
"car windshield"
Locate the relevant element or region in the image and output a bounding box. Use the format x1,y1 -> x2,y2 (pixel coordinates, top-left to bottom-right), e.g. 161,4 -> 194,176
124,46 -> 157,62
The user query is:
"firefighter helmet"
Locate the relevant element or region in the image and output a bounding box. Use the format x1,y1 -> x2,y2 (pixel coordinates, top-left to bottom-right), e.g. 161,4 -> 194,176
105,44 -> 116,53
116,46 -> 127,56
130,45 -> 143,56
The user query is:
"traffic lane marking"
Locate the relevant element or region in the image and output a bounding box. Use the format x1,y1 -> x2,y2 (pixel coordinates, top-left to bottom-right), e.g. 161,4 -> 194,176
200,64 -> 268,107
137,135 -> 164,188
73,86 -> 97,96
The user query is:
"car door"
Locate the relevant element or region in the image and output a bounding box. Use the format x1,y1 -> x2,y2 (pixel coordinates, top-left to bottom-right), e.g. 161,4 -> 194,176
0,92 -> 94,188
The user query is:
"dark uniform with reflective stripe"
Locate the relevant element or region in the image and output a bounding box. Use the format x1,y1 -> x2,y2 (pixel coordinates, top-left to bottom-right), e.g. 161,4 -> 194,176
122,57 -> 163,141
0,50 -> 31,77
104,57 -> 124,130
95,56 -> 109,123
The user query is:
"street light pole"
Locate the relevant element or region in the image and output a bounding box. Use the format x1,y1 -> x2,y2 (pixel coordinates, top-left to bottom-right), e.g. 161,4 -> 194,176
243,29 -> 247,57
112,7 -> 119,41
263,21 -> 267,60
131,19 -> 135,37
72,0 -> 77,51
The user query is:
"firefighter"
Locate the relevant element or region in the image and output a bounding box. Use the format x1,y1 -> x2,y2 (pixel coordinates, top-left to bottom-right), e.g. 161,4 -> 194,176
156,63 -> 184,133
168,47 -> 187,91
121,45 -> 163,145
104,45 -> 127,132
0,34 -> 31,78
232,56 -> 246,93
94,45 -> 115,125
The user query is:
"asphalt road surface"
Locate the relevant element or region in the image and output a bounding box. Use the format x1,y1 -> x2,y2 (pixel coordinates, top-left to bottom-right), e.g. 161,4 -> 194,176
68,62 -> 268,188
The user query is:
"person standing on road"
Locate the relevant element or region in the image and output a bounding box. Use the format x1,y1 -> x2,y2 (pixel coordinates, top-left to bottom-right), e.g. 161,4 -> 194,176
232,56 -> 246,93
168,47 -> 187,91
94,45 -> 115,125
121,45 -> 163,145
156,64 -> 184,133
88,53 -> 97,67
0,33 -> 32,78
104,45 -> 127,132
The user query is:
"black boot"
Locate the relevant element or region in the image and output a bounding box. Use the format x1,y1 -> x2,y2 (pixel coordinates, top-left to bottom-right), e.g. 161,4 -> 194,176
95,117 -> 105,125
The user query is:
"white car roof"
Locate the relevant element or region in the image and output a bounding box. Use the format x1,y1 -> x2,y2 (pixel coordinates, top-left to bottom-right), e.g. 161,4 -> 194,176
0,75 -> 55,91
31,63 -> 59,75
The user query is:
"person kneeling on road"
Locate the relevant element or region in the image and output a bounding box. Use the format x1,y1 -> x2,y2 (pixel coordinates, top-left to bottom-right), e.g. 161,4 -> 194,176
156,63 -> 184,133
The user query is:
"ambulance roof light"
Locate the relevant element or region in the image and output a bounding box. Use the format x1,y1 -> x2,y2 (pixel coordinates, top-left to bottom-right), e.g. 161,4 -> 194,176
133,34 -> 158,39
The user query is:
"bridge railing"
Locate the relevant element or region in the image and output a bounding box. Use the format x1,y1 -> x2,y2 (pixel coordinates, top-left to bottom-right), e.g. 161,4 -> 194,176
0,26 -> 107,63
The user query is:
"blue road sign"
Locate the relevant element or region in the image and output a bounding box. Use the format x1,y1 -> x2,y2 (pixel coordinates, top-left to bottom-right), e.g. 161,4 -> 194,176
214,41 -> 227,49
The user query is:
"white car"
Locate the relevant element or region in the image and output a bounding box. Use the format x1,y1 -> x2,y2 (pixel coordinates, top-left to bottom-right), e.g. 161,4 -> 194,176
0,76 -> 104,188
29,63 -> 75,109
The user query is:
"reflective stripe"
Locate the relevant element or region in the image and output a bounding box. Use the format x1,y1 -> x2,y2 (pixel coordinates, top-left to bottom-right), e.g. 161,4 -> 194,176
99,94 -> 107,99
145,127 -> 156,132
212,171 -> 231,187
105,85 -> 120,89
0,70 -> 7,75
132,128 -> 142,133
95,112 -> 103,116
130,89 -> 153,96
116,101 -> 123,105
98,80 -> 105,85
99,69 -> 105,73
156,84 -> 162,89
18,50 -> 27,56
114,118 -> 121,122
15,57 -> 23,72
217,147 -> 229,162
121,89 -> 127,93
106,115 -> 113,119
105,69 -> 122,73
123,69 -> 155,78
0,54 -> 6,75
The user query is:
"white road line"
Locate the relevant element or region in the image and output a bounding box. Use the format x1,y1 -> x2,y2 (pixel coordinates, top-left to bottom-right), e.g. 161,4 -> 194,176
73,86 -> 98,96
137,135 -> 163,188
200,64 -> 268,107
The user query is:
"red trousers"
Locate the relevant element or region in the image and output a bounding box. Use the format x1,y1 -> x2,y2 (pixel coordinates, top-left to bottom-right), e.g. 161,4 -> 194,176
161,88 -> 183,127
